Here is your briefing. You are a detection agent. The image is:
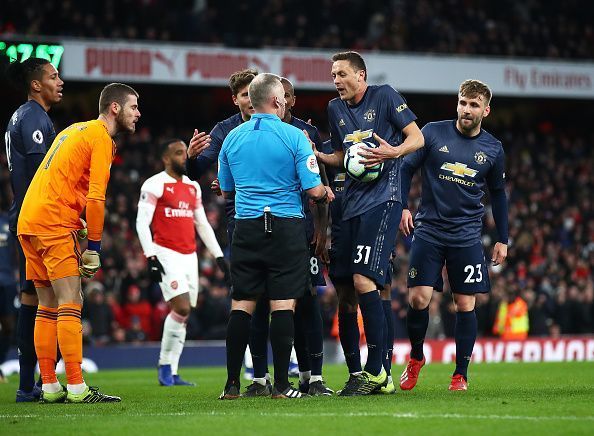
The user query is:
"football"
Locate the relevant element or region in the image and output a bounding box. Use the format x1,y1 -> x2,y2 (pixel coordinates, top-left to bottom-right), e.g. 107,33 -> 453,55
344,141 -> 383,182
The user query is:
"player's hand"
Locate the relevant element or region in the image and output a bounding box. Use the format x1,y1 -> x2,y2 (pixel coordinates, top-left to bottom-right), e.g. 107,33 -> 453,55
77,218 -> 88,240
399,209 -> 414,236
210,178 -> 222,196
216,257 -> 232,287
312,233 -> 330,264
358,133 -> 399,167
491,242 -> 508,266
79,249 -> 100,279
188,129 -> 211,159
148,256 -> 165,282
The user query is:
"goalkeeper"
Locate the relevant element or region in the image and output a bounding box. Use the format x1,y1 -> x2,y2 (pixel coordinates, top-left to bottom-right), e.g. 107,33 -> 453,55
17,83 -> 141,404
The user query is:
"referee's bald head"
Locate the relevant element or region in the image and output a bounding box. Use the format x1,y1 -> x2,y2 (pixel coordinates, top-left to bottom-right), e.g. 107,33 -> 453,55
248,73 -> 284,111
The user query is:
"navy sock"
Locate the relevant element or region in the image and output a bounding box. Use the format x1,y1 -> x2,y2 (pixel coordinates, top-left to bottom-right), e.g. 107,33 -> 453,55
359,291 -> 384,376
454,310 -> 477,380
407,305 -> 429,361
306,295 -> 324,377
249,298 -> 270,379
17,304 -> 37,392
293,303 -> 310,372
269,310 -> 294,389
382,300 -> 394,375
338,311 -> 361,373
226,310 -> 252,387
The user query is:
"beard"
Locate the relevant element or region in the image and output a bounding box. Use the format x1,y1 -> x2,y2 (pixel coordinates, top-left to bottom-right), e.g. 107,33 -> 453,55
116,111 -> 135,133
171,161 -> 187,176
458,114 -> 481,132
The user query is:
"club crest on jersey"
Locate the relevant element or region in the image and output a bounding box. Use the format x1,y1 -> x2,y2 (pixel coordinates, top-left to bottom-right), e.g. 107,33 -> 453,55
363,109 -> 376,122
32,130 -> 43,144
440,162 -> 478,178
474,151 -> 487,165
344,129 -> 373,144
409,267 -> 417,279
189,187 -> 195,196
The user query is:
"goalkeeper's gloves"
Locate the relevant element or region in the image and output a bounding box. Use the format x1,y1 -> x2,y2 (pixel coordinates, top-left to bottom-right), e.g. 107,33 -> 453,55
148,256 -> 165,283
77,218 -> 88,240
79,249 -> 100,278
216,256 -> 232,287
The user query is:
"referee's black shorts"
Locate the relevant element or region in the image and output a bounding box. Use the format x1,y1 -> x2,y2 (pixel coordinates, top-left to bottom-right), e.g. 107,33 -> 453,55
231,216 -> 308,301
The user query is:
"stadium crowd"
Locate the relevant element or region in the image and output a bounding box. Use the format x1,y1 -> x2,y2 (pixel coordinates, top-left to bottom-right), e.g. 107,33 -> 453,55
3,114 -> 591,345
2,0 -> 593,59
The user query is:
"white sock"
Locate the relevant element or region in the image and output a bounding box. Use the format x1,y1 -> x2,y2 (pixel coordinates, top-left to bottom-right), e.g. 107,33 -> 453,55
67,382 -> 87,395
351,371 -> 362,376
299,371 -> 311,384
253,377 -> 267,386
290,347 -> 298,364
309,375 -> 323,383
42,381 -> 62,393
159,311 -> 187,374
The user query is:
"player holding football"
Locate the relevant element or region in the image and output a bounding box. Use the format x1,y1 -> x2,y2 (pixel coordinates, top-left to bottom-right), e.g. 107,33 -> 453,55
399,80 -> 508,391
4,58 -> 63,402
315,51 -> 424,395
136,139 -> 230,387
17,83 -> 140,403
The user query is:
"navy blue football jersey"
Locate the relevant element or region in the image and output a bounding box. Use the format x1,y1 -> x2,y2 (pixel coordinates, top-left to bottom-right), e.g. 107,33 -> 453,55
5,100 -> 55,232
186,112 -> 244,219
328,85 -> 417,220
0,213 -> 16,284
290,115 -> 323,243
403,120 -> 506,247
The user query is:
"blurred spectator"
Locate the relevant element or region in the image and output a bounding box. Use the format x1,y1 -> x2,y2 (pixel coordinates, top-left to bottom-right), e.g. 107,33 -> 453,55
2,1 -> 593,59
82,282 -> 114,345
121,285 -> 153,341
493,289 -> 529,340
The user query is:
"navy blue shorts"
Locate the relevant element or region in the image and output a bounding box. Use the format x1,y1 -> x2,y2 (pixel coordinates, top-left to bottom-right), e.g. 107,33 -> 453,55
13,230 -> 36,295
407,237 -> 490,294
332,201 -> 402,286
0,283 -> 18,316
308,244 -> 326,287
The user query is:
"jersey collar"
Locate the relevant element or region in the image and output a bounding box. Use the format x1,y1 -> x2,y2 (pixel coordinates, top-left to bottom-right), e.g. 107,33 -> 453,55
452,119 -> 483,140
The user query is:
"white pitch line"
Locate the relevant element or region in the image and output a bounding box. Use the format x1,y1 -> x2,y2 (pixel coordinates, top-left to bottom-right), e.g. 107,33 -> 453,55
1,411 -> 593,422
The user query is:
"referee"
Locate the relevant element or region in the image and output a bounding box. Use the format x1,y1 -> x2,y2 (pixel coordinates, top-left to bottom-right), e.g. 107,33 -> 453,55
218,73 -> 331,399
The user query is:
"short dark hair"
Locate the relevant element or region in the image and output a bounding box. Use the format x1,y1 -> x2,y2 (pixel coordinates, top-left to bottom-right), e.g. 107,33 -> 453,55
160,138 -> 183,157
98,83 -> 139,114
459,79 -> 492,105
228,69 -> 258,96
280,77 -> 294,96
332,51 -> 367,81
6,58 -> 51,94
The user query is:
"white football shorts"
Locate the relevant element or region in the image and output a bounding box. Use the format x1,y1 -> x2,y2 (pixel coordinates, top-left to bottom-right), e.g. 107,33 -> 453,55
154,244 -> 199,307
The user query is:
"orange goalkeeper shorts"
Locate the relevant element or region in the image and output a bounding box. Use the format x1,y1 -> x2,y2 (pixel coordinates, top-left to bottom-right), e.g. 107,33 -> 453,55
18,233 -> 82,288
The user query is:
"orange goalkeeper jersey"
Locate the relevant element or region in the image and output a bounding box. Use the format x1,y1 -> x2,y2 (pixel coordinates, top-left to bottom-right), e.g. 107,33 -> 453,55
17,119 -> 115,241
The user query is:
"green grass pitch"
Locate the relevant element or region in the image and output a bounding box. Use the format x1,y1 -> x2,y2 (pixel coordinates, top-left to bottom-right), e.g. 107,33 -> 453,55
1,362 -> 593,435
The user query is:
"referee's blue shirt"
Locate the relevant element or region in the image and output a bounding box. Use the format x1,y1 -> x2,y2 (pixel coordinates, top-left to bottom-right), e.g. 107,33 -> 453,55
218,113 -> 322,219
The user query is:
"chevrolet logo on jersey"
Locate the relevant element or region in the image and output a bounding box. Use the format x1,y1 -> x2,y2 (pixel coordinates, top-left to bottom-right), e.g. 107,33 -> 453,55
344,129 -> 373,144
440,162 -> 478,178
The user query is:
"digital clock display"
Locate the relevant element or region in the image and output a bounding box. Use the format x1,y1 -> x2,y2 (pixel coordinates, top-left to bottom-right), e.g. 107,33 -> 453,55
0,40 -> 64,68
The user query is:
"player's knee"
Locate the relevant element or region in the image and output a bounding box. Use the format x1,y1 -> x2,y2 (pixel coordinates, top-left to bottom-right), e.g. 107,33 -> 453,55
409,291 -> 431,310
353,274 -> 376,294
172,306 -> 191,318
